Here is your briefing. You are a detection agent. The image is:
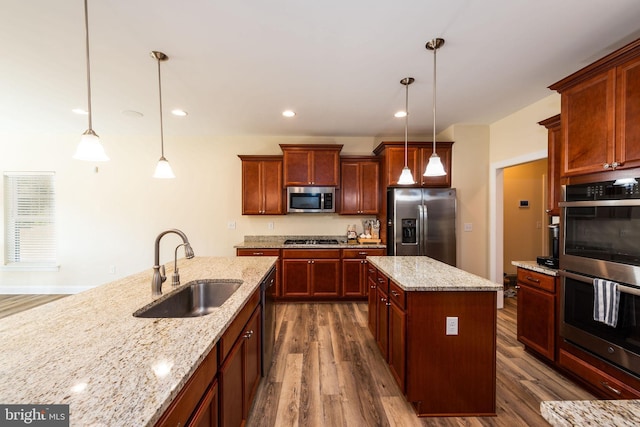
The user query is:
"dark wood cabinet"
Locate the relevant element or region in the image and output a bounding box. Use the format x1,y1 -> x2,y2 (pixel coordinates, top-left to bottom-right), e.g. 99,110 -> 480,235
550,39 -> 640,177
236,248 -> 281,297
219,305 -> 261,427
374,272 -> 389,359
387,281 -> 406,393
516,268 -> 558,362
238,155 -> 284,215
339,157 -> 380,214
281,249 -> 341,298
341,248 -> 386,298
280,144 -> 343,186
373,141 -> 453,188
538,115 -> 562,216
188,381 -> 218,427
367,263 -> 379,335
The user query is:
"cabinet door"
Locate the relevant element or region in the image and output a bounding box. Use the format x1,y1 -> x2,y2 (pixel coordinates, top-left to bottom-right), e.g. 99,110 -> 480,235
283,150 -> 312,185
367,270 -> 378,336
241,160 -> 262,215
188,381 -> 218,427
312,150 -> 340,186
385,146 -> 419,187
517,283 -> 555,361
281,259 -> 310,296
388,301 -> 406,393
243,308 -> 262,420
262,159 -> 284,214
339,162 -> 360,214
219,336 -> 244,427
359,161 -> 380,214
561,69 -> 616,176
342,259 -> 363,297
539,115 -> 562,216
418,144 -> 452,187
616,55 -> 640,170
376,286 -> 389,359
311,259 -> 341,296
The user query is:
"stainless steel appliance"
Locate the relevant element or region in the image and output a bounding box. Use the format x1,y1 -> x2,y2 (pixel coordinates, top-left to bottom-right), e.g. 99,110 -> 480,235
287,186 -> 335,213
261,266 -> 276,376
559,178 -> 640,377
387,188 -> 456,266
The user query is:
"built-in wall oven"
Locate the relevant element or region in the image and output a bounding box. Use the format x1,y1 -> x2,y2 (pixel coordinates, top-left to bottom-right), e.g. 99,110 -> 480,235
560,177 -> 640,377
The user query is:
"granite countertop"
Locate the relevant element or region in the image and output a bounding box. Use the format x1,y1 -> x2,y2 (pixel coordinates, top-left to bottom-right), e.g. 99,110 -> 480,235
0,256 -> 277,426
367,256 -> 502,292
235,235 -> 387,249
511,260 -> 560,277
541,399 -> 640,426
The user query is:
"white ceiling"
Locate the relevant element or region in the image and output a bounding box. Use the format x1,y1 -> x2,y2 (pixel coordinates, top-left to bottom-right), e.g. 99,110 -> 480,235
2,0 -> 640,139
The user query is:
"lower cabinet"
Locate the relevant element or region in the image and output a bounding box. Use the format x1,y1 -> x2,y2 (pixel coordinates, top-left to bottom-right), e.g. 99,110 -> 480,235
387,281 -> 406,393
367,264 -> 379,335
516,268 -> 558,362
189,381 -> 219,427
342,248 -> 386,298
281,249 -> 341,298
236,248 -> 281,297
219,302 -> 262,427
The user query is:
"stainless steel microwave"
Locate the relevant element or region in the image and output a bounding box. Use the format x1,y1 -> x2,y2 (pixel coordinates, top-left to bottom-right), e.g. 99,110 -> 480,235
287,186 -> 335,213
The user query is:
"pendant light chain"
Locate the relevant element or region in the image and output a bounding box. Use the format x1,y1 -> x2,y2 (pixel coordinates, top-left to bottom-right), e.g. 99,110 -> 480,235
157,55 -> 165,158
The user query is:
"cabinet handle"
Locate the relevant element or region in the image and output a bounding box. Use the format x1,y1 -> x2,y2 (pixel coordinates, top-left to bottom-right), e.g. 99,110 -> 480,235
377,278 -> 385,284
525,276 -> 540,283
611,161 -> 621,169
358,252 -> 367,255
380,297 -> 387,302
253,252 -> 264,255
603,163 -> 611,169
244,330 -> 254,339
514,285 -> 520,290
391,290 -> 399,297
370,285 -> 377,289
600,381 -> 622,396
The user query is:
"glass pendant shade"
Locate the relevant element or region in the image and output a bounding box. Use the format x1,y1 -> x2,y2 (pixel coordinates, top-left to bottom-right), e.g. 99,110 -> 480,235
153,156 -> 175,179
424,153 -> 446,176
73,129 -> 109,161
398,166 -> 416,184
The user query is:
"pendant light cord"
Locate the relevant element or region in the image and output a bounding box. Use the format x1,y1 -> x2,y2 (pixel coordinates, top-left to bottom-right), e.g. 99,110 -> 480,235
84,0 -> 93,130
404,80 -> 409,168
157,56 -> 165,158
432,38 -> 437,155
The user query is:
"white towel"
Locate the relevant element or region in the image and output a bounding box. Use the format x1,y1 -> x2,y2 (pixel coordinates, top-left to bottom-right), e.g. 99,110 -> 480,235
593,279 -> 620,327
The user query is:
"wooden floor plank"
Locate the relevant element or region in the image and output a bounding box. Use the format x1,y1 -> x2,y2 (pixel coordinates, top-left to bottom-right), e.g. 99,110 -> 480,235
0,294 -> 68,319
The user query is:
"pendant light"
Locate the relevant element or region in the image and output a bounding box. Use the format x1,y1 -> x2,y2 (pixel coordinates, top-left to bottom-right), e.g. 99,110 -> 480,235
397,77 -> 416,185
151,51 -> 175,179
424,38 -> 446,177
73,0 -> 109,162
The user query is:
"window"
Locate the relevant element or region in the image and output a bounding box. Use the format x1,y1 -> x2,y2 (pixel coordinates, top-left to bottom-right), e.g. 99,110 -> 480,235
3,172 -> 57,270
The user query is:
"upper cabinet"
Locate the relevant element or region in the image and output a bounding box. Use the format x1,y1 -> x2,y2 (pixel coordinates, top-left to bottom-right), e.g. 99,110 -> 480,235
538,115 -> 562,216
373,141 -> 453,188
549,39 -> 640,177
339,157 -> 380,215
238,155 -> 284,215
280,144 -> 343,186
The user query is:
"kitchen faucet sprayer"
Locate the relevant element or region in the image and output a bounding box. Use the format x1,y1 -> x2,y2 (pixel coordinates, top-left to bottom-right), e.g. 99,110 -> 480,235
152,229 -> 195,296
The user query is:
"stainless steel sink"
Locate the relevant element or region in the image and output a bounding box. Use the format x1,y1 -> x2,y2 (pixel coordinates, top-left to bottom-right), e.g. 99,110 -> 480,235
133,279 -> 243,318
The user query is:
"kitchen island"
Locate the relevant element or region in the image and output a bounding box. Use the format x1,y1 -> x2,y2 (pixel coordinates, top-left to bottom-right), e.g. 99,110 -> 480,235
366,256 -> 502,417
0,256 -> 276,426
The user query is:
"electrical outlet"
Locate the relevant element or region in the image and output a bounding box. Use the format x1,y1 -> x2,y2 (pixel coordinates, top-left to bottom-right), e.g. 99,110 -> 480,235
108,265 -> 116,274
446,317 -> 458,335
227,221 -> 236,230
463,223 -> 472,232
268,222 -> 274,230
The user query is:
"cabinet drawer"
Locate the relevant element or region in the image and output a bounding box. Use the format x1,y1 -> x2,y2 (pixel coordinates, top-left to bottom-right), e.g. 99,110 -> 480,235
559,348 -> 640,399
376,271 -> 389,293
389,280 -> 406,310
282,249 -> 341,259
237,248 -> 280,257
517,268 -> 555,292
219,289 -> 260,362
342,248 -> 385,259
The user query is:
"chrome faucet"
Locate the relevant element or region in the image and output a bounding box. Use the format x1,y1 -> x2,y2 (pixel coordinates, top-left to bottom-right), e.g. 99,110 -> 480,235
152,229 -> 195,296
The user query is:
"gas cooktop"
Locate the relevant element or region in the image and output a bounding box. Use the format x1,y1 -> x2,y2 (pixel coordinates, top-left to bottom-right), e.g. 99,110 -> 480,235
284,239 -> 340,245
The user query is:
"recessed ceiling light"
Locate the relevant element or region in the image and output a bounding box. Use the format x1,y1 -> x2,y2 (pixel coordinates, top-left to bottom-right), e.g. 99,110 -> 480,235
282,110 -> 296,118
171,109 -> 188,117
122,110 -> 144,118
394,111 -> 407,118
72,108 -> 88,115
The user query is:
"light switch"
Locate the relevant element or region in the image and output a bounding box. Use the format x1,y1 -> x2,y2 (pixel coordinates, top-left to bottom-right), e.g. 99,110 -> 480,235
446,317 -> 458,335
463,223 -> 472,232
227,221 -> 236,229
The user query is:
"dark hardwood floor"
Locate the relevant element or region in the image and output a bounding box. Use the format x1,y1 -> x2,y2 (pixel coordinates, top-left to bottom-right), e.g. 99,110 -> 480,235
247,297 -> 594,427
0,294 -> 594,426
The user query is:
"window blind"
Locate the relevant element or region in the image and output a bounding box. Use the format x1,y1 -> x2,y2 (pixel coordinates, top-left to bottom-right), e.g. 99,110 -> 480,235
4,172 -> 56,266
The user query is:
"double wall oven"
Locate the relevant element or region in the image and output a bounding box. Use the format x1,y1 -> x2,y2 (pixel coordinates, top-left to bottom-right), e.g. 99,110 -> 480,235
560,178 -> 640,377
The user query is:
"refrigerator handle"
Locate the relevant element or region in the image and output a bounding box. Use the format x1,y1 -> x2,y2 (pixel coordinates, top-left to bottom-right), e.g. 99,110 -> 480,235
421,203 -> 428,256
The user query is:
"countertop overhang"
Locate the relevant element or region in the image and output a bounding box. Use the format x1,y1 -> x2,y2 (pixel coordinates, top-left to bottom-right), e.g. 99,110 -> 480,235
0,256 -> 277,426
367,256 -> 502,291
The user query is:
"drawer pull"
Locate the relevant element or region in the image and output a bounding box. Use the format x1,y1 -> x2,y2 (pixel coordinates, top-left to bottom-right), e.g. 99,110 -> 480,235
243,330 -> 254,339
525,276 -> 540,283
252,252 -> 264,255
370,284 -> 377,289
391,290 -> 400,297
600,381 -> 622,395
377,278 -> 385,284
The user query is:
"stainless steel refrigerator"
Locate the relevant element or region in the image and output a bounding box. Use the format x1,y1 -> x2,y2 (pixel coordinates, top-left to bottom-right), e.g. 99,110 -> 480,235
387,188 -> 457,266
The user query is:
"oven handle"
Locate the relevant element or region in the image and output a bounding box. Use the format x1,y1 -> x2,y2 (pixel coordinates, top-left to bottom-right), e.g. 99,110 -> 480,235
560,199 -> 640,207
559,270 -> 640,297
